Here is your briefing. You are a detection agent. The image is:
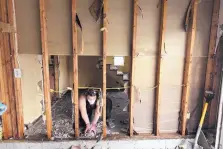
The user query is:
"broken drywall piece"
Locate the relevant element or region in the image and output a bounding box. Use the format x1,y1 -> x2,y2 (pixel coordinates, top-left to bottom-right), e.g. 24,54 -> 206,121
36,55 -> 42,65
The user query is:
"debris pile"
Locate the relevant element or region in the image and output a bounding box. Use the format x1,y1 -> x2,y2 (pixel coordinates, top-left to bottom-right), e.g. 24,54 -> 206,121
25,91 -> 129,139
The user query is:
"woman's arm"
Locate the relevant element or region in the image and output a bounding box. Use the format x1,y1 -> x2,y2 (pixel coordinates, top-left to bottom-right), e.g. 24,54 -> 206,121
79,96 -> 90,125
92,104 -> 100,125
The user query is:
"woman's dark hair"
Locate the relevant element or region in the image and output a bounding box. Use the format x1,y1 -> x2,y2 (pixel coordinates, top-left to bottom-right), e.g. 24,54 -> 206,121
86,88 -> 97,96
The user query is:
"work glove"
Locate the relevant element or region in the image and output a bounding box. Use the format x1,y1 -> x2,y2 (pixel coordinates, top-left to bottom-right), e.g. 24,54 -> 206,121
89,123 -> 97,134
84,123 -> 91,133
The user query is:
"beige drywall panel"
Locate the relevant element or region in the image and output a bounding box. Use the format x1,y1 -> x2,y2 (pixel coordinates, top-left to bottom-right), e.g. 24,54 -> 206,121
19,54 -> 43,124
159,0 -> 189,133
16,0 -> 132,56
16,0 -> 101,55
15,0 -> 41,54
107,0 -> 132,56
46,0 -> 72,55
59,56 -> 71,91
76,0 -> 102,55
133,0 -> 160,133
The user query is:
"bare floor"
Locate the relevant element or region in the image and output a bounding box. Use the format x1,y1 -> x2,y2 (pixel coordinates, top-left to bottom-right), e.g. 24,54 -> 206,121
25,91 -> 129,140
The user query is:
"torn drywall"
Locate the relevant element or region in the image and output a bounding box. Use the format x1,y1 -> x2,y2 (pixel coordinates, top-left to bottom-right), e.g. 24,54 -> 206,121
19,54 -> 43,124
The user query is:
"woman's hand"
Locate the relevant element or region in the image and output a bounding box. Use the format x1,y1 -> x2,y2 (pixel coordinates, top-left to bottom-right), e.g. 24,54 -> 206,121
85,123 -> 91,133
89,123 -> 96,134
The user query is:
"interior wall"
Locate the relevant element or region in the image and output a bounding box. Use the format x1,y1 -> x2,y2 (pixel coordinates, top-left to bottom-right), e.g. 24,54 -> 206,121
19,54 -> 43,124
15,0 -> 214,133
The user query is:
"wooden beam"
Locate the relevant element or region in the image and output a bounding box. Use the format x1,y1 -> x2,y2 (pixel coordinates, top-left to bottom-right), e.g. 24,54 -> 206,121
2,15 -> 18,140
54,56 -> 59,98
203,0 -> 220,127
154,0 -> 167,136
7,0 -> 24,139
39,0 -> 52,139
204,0 -> 220,92
72,0 -> 79,138
102,0 -> 108,138
180,0 -> 198,136
129,0 -> 138,137
0,0 -> 13,139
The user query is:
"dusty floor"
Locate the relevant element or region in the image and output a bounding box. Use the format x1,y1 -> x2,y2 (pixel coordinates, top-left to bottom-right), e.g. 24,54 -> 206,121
25,91 -> 129,140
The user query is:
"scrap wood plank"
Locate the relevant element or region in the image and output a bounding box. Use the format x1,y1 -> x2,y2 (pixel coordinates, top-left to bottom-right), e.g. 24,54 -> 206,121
203,0 -> 220,126
7,0 -> 24,138
204,0 -> 220,91
154,0 -> 167,136
129,0 -> 138,137
180,0 -> 198,136
102,0 -> 108,138
39,0 -> 52,139
72,0 -> 79,138
0,0 -> 13,139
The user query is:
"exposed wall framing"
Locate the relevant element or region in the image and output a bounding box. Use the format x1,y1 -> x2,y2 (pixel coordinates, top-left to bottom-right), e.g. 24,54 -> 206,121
39,0 -> 52,139
154,0 -> 167,136
7,0 -> 24,138
0,0 -> 219,140
72,0 -> 79,138
129,0 -> 137,137
180,0 -> 198,136
102,0 -> 108,138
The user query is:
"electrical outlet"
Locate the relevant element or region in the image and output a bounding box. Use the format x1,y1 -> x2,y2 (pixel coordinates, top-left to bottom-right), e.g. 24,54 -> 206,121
14,68 -> 22,78
187,112 -> 190,119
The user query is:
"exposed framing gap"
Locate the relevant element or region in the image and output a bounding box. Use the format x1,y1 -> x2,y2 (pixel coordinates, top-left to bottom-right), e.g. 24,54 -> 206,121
72,0 -> 79,138
7,0 -> 24,138
154,0 -> 167,136
39,0 -> 52,139
180,0 -> 198,136
129,0 -> 138,137
102,0 -> 108,138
